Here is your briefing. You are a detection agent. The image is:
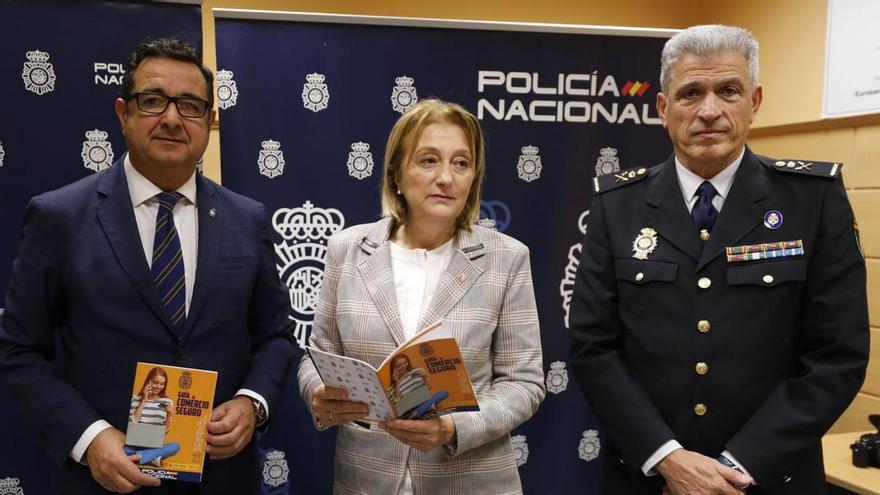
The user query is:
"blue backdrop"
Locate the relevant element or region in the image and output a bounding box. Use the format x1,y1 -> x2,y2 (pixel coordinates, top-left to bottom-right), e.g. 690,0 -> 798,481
215,12 -> 674,494
0,2 -> 201,493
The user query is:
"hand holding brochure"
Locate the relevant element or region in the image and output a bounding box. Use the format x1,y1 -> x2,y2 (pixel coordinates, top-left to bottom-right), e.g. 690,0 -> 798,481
307,321 -> 479,422
124,362 -> 217,482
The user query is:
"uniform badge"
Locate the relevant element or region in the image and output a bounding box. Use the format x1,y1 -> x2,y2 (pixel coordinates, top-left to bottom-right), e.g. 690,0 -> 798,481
578,429 -> 601,462
390,75 -> 418,114
545,360 -> 569,395
595,146 -> 620,176
763,210 -> 783,229
22,50 -> 56,95
273,201 -> 346,349
216,69 -> 239,110
478,200 -> 511,232
511,435 -> 529,467
0,477 -> 23,495
301,73 -> 329,112
262,450 -> 290,487
346,142 -> 374,180
0,141 -> 5,168
517,145 -> 543,182
81,129 -> 115,172
258,139 -> 285,179
632,227 -> 658,260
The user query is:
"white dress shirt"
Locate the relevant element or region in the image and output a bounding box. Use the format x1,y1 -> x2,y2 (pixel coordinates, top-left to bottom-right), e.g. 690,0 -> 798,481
388,237 -> 455,495
642,147 -> 752,479
70,155 -> 268,463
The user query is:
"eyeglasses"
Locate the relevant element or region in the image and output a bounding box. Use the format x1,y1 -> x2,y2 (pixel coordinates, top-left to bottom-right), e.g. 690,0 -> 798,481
131,92 -> 209,118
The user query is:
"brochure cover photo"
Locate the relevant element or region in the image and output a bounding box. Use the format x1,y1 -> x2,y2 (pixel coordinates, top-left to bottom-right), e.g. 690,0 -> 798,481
124,362 -> 218,482
308,321 -> 479,422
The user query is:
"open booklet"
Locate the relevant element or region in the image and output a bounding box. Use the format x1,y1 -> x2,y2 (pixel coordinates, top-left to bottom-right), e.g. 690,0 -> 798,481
124,362 -> 217,482
307,321 -> 479,422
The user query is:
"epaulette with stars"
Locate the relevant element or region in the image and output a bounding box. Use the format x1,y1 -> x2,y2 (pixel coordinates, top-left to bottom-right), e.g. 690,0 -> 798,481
592,166 -> 648,194
764,157 -> 842,179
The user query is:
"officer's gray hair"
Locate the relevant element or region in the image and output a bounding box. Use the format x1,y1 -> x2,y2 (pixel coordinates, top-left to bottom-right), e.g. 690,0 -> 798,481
660,24 -> 759,92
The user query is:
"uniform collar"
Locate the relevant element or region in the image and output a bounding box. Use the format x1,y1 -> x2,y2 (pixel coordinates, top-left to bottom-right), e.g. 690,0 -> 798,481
675,147 -> 744,206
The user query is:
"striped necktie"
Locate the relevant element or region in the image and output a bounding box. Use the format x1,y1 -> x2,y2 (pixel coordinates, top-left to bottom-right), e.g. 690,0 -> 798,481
152,191 -> 186,335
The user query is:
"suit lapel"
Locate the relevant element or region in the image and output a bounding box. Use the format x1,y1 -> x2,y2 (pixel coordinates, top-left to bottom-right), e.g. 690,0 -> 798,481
696,149 -> 770,271
183,175 -> 220,339
646,158 -> 702,262
416,228 -> 485,332
357,219 -> 407,346
95,160 -> 179,338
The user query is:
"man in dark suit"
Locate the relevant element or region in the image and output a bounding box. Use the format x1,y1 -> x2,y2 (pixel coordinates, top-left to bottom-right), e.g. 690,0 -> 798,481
0,39 -> 295,493
570,25 -> 869,495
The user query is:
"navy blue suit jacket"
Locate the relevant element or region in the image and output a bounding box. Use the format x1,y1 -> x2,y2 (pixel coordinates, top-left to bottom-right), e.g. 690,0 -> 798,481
0,159 -> 295,493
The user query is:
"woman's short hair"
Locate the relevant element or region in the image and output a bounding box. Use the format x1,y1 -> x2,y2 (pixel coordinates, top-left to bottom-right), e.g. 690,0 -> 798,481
380,99 -> 486,231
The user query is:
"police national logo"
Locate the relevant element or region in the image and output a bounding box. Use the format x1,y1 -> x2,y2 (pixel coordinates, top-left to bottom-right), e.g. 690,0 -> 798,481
478,200 -> 511,232
81,129 -> 115,172
0,477 -> 24,495
258,139 -> 285,178
545,360 -> 569,395
347,142 -> 374,180
273,201 -> 345,349
391,75 -> 418,114
511,435 -> 529,467
517,145 -> 542,182
262,450 -> 290,487
22,50 -> 56,95
578,429 -> 601,462
595,146 -> 621,176
302,73 -> 329,112
560,210 -> 589,328
0,141 -> 5,168
216,69 -> 239,110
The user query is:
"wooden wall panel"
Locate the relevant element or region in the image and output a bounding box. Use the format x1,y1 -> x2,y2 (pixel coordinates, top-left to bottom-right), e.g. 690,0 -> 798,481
852,125 -> 880,189
830,392 -> 880,434
863,328 -> 880,397
849,191 -> 880,258
748,128 -> 855,171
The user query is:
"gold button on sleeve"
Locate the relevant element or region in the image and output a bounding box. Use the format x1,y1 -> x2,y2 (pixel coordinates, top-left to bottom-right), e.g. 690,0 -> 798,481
694,403 -> 708,416
697,320 -> 711,333
695,362 -> 709,375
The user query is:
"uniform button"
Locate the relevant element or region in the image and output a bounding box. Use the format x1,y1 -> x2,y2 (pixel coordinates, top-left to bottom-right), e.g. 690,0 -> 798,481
697,320 -> 711,333
700,229 -> 710,241
695,362 -> 709,375
782,475 -> 792,483
635,272 -> 645,282
697,277 -> 711,289
694,403 -> 708,416
763,274 -> 774,284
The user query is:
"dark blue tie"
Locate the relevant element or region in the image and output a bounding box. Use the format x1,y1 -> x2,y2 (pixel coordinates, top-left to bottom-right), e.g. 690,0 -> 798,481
692,181 -> 719,233
152,191 -> 186,335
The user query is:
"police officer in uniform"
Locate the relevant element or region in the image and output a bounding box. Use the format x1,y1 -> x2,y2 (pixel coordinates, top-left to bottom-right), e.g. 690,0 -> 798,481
570,25 -> 869,495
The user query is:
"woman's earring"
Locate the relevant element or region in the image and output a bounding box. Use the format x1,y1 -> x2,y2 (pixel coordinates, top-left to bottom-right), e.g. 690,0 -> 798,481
397,188 -> 402,195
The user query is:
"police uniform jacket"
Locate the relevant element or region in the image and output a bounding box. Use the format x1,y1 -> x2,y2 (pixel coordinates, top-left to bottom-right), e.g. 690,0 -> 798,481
569,147 -> 869,494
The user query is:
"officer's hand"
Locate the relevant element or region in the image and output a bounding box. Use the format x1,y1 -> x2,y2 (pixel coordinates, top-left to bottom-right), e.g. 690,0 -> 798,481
311,384 -> 369,426
379,416 -> 456,452
657,449 -> 752,495
86,427 -> 160,493
206,396 -> 255,459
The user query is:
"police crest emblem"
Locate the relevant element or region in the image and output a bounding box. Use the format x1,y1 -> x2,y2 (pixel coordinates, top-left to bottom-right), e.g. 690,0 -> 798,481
595,146 -> 621,176
178,370 -> 193,390
0,477 -> 24,495
517,145 -> 543,182
0,141 -> 5,168
632,227 -> 658,260
258,139 -> 285,179
22,50 -> 56,95
391,75 -> 418,114
216,69 -> 239,110
81,129 -> 115,172
301,73 -> 329,112
346,142 -> 374,180
578,429 -> 601,462
262,450 -> 290,487
273,201 -> 345,349
545,360 -> 569,395
478,200 -> 511,233
560,210 -> 589,328
511,435 -> 529,467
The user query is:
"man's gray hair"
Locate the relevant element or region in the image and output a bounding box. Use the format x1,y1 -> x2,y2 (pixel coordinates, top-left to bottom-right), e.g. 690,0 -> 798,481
660,24 -> 759,92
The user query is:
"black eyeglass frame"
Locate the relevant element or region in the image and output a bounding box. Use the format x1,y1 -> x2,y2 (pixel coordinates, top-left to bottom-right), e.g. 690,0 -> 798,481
129,92 -> 210,118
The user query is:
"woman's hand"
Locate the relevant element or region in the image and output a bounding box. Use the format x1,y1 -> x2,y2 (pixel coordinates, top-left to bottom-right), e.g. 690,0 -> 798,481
311,384 -> 369,426
379,415 -> 456,452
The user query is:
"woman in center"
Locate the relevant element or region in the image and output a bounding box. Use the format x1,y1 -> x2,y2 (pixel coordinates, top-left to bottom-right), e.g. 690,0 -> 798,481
298,98 -> 544,494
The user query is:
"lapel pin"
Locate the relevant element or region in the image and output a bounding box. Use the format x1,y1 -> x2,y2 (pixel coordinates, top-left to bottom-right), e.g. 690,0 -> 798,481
763,210 -> 782,229
208,208 -> 217,218
632,227 -> 658,260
